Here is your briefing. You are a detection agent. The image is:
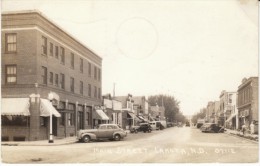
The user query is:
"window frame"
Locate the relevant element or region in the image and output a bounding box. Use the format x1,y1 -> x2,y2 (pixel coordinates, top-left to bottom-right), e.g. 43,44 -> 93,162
70,77 -> 74,93
60,47 -> 65,64
80,58 -> 83,73
55,73 -> 59,87
49,42 -> 53,56
80,81 -> 83,95
88,84 -> 91,97
49,72 -> 53,85
5,64 -> 17,84
41,36 -> 47,55
60,73 -> 65,89
5,33 -> 17,53
41,66 -> 47,85
70,53 -> 74,69
55,46 -> 59,59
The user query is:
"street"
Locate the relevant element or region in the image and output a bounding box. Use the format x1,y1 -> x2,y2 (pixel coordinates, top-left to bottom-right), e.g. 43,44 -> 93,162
1,126 -> 258,163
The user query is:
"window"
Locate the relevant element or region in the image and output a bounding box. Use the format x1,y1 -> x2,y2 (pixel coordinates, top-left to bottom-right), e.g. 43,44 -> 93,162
40,117 -> 47,126
55,74 -> 59,87
94,86 -> 97,98
98,88 -> 101,99
6,65 -> 17,84
98,68 -> 101,81
60,73 -> 65,89
88,62 -> 91,77
88,84 -> 91,97
5,33 -> 17,53
80,81 -> 83,95
49,72 -> 53,84
70,53 -> 74,69
55,46 -> 59,59
41,66 -> 47,85
42,36 -> 47,55
94,66 -> 97,80
86,112 -> 90,125
2,116 -> 29,126
50,43 -> 53,56
59,112 -> 65,126
80,58 -> 83,73
70,77 -> 74,92
60,47 -> 65,64
68,113 -> 74,126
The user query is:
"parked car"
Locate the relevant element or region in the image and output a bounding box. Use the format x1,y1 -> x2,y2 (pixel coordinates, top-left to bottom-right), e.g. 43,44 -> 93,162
137,123 -> 152,133
166,122 -> 173,127
200,123 -> 223,133
77,124 -> 127,143
130,126 -> 139,133
149,121 -> 165,130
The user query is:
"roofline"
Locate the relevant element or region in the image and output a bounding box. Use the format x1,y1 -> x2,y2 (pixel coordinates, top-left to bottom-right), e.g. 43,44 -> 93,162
2,10 -> 102,60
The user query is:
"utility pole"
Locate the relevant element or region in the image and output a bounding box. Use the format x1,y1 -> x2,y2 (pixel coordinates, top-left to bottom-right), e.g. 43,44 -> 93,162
113,83 -> 115,98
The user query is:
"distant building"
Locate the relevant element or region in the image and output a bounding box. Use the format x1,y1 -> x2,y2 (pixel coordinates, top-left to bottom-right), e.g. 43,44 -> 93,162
237,77 -> 258,133
149,105 -> 165,121
131,96 -> 149,121
218,90 -> 236,127
1,11 -> 102,141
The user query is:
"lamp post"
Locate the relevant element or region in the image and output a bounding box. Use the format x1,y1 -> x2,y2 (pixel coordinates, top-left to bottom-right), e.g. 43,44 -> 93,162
48,93 -> 54,143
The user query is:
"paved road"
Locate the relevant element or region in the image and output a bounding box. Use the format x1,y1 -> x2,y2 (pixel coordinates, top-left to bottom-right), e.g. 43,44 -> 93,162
1,127 -> 259,163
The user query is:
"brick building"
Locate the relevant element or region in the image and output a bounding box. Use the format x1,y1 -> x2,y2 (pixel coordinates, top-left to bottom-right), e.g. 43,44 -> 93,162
1,10 -> 102,141
237,77 -> 258,133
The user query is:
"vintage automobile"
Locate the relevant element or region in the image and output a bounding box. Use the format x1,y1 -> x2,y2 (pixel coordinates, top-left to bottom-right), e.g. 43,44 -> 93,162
137,123 -> 152,133
200,123 -> 223,133
77,124 -> 127,143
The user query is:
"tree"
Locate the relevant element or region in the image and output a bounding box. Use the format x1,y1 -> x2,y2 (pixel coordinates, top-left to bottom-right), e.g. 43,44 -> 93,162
148,94 -> 186,123
191,108 -> 206,124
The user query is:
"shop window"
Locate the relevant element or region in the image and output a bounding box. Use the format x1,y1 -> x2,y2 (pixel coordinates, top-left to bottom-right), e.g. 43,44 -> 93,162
68,113 -> 74,126
40,117 -> 47,127
1,115 -> 29,126
86,112 -> 90,125
59,112 -> 65,126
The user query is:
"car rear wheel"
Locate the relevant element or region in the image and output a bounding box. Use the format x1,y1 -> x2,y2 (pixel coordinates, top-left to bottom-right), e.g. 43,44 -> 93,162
114,134 -> 121,141
82,135 -> 90,143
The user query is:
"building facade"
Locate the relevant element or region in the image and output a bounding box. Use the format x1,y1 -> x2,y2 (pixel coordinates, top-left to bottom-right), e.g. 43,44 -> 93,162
1,11 -> 102,141
237,77 -> 258,133
218,90 -> 236,127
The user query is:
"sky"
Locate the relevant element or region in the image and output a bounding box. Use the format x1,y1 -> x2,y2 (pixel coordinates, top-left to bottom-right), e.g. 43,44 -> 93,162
1,0 -> 258,116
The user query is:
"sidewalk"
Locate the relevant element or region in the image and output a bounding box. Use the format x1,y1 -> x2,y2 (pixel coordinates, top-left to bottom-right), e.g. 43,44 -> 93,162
2,130 -> 131,146
1,136 -> 77,146
225,129 -> 258,142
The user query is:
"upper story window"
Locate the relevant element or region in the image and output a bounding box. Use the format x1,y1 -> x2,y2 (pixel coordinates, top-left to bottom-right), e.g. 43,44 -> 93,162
6,65 -> 17,84
94,66 -> 97,80
94,86 -> 97,98
98,88 -> 101,99
80,81 -> 83,95
49,72 -> 53,85
41,36 -> 47,55
88,62 -> 91,77
60,47 -> 65,64
70,53 -> 74,69
50,43 -> 53,56
60,73 -> 65,89
98,68 -> 101,81
41,66 -> 47,85
88,84 -> 91,97
5,33 -> 17,53
55,46 -> 59,59
80,58 -> 83,73
70,77 -> 74,93
55,74 -> 59,87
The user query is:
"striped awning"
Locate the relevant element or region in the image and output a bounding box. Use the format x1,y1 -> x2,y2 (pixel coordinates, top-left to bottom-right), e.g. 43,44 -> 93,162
93,109 -> 109,120
40,99 -> 61,117
1,98 -> 30,116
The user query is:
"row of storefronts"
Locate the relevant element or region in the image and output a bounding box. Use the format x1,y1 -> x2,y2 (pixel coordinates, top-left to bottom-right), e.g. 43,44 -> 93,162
203,77 -> 258,134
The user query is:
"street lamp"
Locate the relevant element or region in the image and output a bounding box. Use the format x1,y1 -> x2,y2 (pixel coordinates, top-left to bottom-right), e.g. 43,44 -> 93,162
48,93 -> 54,143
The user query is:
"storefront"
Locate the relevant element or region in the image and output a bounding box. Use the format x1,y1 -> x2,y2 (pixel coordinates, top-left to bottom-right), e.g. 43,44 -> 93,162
1,97 -> 61,141
92,107 -> 109,128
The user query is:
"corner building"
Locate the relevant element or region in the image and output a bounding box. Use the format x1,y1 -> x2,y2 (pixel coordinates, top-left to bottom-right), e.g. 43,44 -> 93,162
1,11 -> 102,141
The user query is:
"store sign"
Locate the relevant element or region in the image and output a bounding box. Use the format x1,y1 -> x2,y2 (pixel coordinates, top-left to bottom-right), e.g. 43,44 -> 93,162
112,100 -> 122,110
104,99 -> 113,109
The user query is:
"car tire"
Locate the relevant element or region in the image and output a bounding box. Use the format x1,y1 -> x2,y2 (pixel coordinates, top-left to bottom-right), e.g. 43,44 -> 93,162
114,134 -> 121,141
82,135 -> 90,143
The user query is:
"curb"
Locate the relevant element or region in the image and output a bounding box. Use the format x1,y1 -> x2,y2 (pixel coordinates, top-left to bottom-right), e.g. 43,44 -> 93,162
225,132 -> 258,144
1,140 -> 77,146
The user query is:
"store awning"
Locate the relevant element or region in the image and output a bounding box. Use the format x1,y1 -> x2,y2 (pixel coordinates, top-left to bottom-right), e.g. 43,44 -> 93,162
1,98 -> 30,116
127,112 -> 135,119
93,109 -> 109,120
40,99 -> 61,117
226,113 -> 238,123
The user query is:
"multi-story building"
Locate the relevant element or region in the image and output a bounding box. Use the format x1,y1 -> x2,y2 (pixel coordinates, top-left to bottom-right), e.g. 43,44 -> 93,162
149,105 -> 165,121
214,101 -> 220,124
132,96 -> 149,121
206,101 -> 215,123
218,90 -> 236,128
237,77 -> 258,133
1,10 -> 102,141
